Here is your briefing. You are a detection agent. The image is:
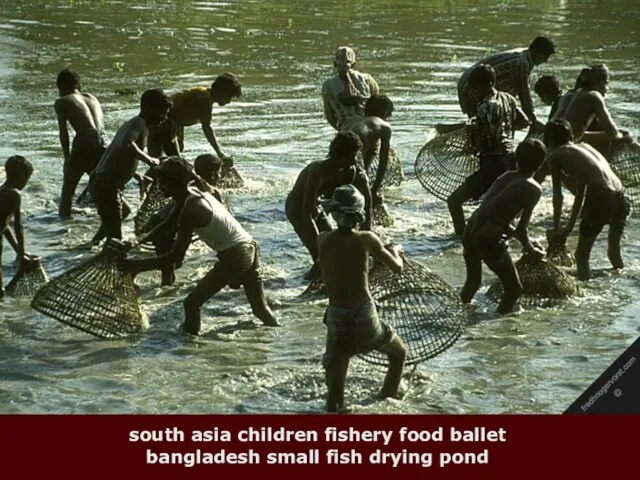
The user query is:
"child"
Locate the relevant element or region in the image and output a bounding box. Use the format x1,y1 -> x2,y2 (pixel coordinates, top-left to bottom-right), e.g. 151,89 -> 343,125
1,156 -> 35,298
534,74 -> 562,120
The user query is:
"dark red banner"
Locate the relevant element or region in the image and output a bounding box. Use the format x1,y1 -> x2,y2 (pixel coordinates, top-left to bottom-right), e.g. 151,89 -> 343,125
3,414 -> 638,477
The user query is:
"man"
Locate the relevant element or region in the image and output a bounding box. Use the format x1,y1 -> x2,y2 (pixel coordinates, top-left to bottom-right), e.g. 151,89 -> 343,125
124,157 -> 279,334
89,89 -> 172,244
317,184 -> 406,413
322,46 -> 380,131
285,131 -> 372,280
341,94 -> 394,206
0,156 -> 36,299
534,74 -> 562,121
545,119 -> 630,280
448,64 -> 530,236
551,65 -> 630,151
54,69 -> 107,218
147,73 -> 242,164
458,36 -> 556,127
461,139 -> 547,314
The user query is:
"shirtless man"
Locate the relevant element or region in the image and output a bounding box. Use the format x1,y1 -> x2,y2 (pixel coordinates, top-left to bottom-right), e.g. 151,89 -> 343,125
322,46 -> 380,131
317,184 -> 406,413
534,74 -> 562,121
54,69 -> 106,218
147,73 -> 242,164
545,119 -> 630,280
461,139 -> 547,314
552,65 -> 631,149
124,157 -> 279,334
0,156 -> 35,298
285,131 -> 372,280
89,88 -> 172,244
341,94 -> 394,206
448,64 -> 530,236
458,36 -> 556,128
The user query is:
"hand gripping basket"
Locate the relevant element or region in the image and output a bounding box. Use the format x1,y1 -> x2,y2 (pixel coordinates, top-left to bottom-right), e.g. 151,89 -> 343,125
365,145 -> 404,189
31,239 -> 148,339
5,257 -> 49,297
414,126 -> 479,204
217,164 -> 245,190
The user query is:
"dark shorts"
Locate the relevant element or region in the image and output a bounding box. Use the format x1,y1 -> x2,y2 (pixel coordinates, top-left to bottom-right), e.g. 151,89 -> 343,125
216,241 -> 262,289
322,301 -> 394,369
580,185 -> 631,238
462,216 -> 510,267
89,173 -> 128,238
69,128 -> 106,172
464,153 -> 516,201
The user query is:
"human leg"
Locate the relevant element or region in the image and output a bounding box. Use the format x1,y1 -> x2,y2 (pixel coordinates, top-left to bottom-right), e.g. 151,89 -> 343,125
460,246 -> 483,304
376,334 -> 406,399
59,163 -> 85,218
484,247 -> 522,314
182,263 -> 229,335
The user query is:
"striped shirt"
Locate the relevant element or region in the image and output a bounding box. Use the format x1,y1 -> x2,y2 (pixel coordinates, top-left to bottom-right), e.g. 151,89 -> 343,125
459,48 -> 536,122
470,89 -> 520,155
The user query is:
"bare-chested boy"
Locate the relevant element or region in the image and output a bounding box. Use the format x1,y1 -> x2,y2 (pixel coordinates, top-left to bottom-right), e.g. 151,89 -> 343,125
147,73 -> 242,164
317,184 -> 406,413
89,89 -> 172,244
461,139 -> 547,314
448,64 -> 530,236
285,131 -> 372,281
124,157 -> 279,335
1,156 -> 35,298
534,74 -> 562,121
545,119 -> 630,280
341,94 -> 394,206
552,65 -> 631,149
54,69 -> 107,218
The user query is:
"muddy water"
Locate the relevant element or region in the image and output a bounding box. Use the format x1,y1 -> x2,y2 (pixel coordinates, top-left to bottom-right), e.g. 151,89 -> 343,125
1,0 -> 639,413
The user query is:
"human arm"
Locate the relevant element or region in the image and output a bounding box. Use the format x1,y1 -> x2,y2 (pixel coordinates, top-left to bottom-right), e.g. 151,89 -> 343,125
54,100 -> 71,162
127,118 -> 159,167
371,124 -> 391,203
548,154 -> 564,232
8,190 -> 31,266
201,121 -> 232,164
322,80 -> 340,130
352,167 -> 373,231
364,233 -> 403,274
561,181 -> 585,237
581,92 -> 624,143
515,187 -> 544,258
4,228 -> 19,254
302,172 -> 322,261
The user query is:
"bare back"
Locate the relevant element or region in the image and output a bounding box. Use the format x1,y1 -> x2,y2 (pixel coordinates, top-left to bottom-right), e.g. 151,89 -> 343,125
348,116 -> 390,164
318,229 -> 372,308
548,143 -> 623,191
554,90 -> 618,141
55,92 -> 104,133
0,185 -> 19,231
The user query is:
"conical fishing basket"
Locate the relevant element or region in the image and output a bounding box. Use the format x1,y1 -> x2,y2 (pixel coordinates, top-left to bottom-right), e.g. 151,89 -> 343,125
75,185 -> 95,208
299,275 -> 326,299
134,180 -> 173,241
31,239 -> 148,339
486,254 -> 579,308
365,146 -> 404,189
414,127 -> 479,204
609,141 -> 640,211
373,202 -> 394,228
5,257 -> 49,297
217,165 -> 244,189
545,231 -> 574,268
358,257 -> 468,366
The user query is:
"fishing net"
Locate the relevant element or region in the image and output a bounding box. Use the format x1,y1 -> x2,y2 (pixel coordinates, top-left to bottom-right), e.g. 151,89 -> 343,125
414,126 -> 479,204
358,257 -> 468,366
75,185 -> 95,208
133,180 -> 173,241
609,141 -> 640,211
5,257 -> 49,297
365,146 -> 404,189
373,202 -> 394,228
545,231 -> 575,268
31,239 -> 148,339
217,165 -> 245,189
486,254 -> 579,308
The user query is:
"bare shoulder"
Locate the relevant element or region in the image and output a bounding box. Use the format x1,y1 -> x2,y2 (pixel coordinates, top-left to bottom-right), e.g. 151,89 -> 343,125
355,230 -> 381,249
0,187 -> 21,206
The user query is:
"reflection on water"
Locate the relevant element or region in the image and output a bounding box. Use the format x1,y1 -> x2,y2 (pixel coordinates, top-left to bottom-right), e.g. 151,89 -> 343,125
0,0 -> 639,413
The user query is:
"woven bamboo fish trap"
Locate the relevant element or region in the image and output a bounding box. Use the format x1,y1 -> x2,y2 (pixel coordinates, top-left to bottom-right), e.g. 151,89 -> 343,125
134,180 -> 172,241
5,257 -> 49,297
217,165 -> 245,189
414,127 -> 479,204
609,141 -> 640,211
486,254 -> 579,308
359,257 -> 467,366
75,185 -> 95,207
365,146 -> 404,189
31,239 -> 148,339
373,202 -> 394,228
545,231 -> 574,268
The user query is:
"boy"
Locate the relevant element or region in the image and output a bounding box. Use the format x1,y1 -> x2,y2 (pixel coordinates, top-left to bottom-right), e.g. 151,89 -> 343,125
448,64 -> 530,236
545,119 -> 630,280
461,139 -> 547,314
318,184 -> 406,413
124,157 -> 279,334
89,88 -> 172,244
147,73 -> 242,164
54,69 -> 107,218
285,131 -> 372,280
1,156 -> 35,298
534,74 -> 562,120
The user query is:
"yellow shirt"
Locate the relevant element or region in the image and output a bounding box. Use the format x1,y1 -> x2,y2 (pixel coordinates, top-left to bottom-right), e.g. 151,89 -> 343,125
170,86 -> 213,126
